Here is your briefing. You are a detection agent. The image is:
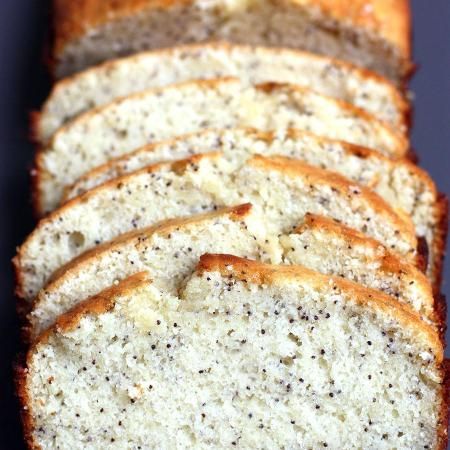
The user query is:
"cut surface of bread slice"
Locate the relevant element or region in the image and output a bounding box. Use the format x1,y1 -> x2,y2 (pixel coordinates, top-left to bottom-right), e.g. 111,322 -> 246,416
284,213 -> 436,326
15,153 -> 417,302
52,0 -> 412,84
38,42 -> 408,142
19,257 -> 446,449
28,206 -> 435,341
36,78 -> 408,214
64,127 -> 445,289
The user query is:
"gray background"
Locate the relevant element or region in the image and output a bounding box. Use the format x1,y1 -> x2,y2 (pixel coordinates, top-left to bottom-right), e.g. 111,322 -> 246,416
0,1 -> 448,448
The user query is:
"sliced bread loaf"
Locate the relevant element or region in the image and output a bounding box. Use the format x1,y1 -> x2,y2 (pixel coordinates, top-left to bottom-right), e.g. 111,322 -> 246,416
64,127 -> 446,289
18,256 -> 446,449
52,0 -> 412,84
36,78 -> 408,214
15,153 -> 417,302
37,42 -> 408,142
28,205 -> 435,340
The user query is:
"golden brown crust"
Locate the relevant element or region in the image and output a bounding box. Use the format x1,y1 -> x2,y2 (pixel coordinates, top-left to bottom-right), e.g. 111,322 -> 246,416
198,253 -> 443,363
433,292 -> 447,350
36,272 -> 150,344
303,0 -> 411,61
250,154 -> 417,248
437,358 -> 450,450
15,362 -> 40,450
52,0 -> 411,73
297,212 -> 372,240
431,194 -> 448,294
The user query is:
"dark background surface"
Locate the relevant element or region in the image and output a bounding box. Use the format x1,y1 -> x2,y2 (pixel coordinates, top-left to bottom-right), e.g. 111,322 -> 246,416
0,1 -> 448,448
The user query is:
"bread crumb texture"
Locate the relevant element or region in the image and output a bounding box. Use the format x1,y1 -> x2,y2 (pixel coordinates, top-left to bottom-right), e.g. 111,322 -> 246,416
38,78 -> 406,213
17,153 -> 417,302
63,127 -> 441,287
28,206 -> 433,342
24,257 -> 444,449
39,42 -> 406,142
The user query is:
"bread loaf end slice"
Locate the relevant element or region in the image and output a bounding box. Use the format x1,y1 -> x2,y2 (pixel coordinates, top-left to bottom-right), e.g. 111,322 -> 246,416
52,0 -> 412,83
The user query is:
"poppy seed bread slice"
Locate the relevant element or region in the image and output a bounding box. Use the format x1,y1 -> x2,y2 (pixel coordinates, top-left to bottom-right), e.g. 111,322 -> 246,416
64,127 -> 446,289
15,153 -> 417,302
37,42 -> 408,142
18,257 -> 447,449
27,205 -> 435,341
52,0 -> 412,84
284,214 -> 436,327
36,78 -> 408,214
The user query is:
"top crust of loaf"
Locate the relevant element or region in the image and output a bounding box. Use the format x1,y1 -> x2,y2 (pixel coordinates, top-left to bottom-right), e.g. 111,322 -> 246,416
42,272 -> 152,339
52,0 -> 411,73
433,194 -> 449,293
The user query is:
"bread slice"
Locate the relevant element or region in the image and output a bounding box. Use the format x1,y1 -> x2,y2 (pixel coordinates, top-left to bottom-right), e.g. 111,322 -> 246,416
35,78 -> 408,214
64,127 -> 446,289
27,205 -> 435,341
28,204 -> 268,338
37,42 -> 408,142
18,257 -> 446,449
15,153 -> 417,302
285,213 -> 436,322
52,0 -> 412,84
